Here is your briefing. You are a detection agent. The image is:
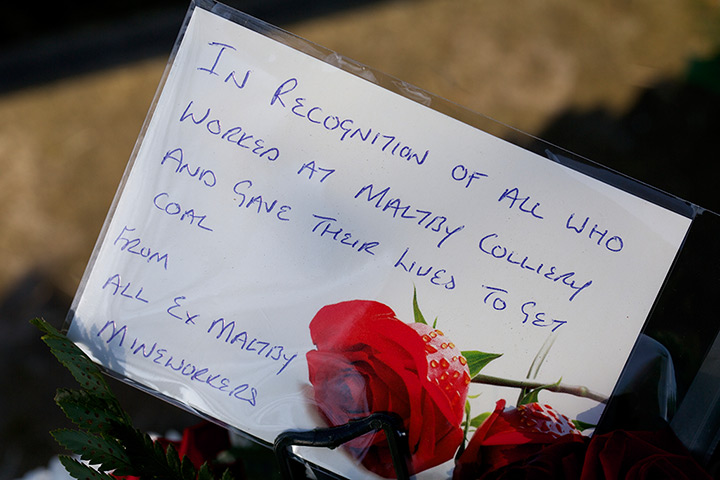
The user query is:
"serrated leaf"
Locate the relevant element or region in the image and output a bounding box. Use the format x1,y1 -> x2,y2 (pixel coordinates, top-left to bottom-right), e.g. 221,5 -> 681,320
36,318 -> 224,480
165,442 -> 199,480
34,318 -> 202,480
461,351 -> 502,378
412,287 -> 427,325
166,444 -> 180,472
52,429 -> 128,472
123,425 -> 198,479
33,318 -> 113,400
518,378 -> 561,405
31,317 -> 64,337
55,388 -> 129,433
165,442 -> 181,472
46,339 -> 110,397
198,463 -> 215,480
181,455 -> 199,480
30,317 -> 49,336
111,424 -> 172,477
57,455 -> 117,480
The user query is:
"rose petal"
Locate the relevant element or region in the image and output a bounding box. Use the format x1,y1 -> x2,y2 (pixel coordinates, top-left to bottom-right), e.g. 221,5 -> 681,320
177,422 -> 231,469
309,300 -> 397,350
626,454 -> 712,480
581,429 -> 713,480
307,351 -> 370,424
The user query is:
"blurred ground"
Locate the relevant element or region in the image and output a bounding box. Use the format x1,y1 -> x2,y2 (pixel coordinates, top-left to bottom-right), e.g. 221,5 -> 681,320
1,0 -> 719,478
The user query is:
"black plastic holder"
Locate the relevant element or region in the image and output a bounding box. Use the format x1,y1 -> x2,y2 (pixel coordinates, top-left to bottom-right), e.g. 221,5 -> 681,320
273,412 -> 412,480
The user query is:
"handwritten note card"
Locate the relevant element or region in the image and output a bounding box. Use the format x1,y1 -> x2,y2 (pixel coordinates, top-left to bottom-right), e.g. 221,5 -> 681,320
67,3 -> 692,478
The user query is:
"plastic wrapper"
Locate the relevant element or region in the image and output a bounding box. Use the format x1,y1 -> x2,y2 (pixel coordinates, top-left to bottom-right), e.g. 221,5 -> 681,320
63,0 -> 720,477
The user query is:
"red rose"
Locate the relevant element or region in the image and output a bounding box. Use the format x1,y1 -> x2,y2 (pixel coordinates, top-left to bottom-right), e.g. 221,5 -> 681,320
306,300 -> 469,477
466,435 -> 588,480
454,399 -> 584,480
580,429 -> 712,480
174,421 -> 233,470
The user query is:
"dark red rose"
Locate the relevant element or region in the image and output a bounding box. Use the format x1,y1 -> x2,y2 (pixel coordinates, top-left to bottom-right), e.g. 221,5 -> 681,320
580,429 -> 712,480
174,421 -> 232,469
454,399 -> 584,480
467,434 -> 588,480
306,300 -> 470,477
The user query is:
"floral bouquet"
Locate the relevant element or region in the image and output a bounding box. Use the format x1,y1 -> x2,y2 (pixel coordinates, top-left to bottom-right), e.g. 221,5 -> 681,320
303,292 -> 714,479
34,287 -> 714,480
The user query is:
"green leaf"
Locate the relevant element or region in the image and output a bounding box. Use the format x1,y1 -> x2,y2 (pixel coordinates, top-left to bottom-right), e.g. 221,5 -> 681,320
165,442 -> 181,473
469,412 -> 491,428
55,388 -> 129,433
458,401 -> 471,459
518,378 -> 561,405
52,429 -> 129,472
165,443 -> 199,480
461,351 -> 502,378
57,455 -> 117,480
412,287 -> 427,325
111,423 -> 194,479
461,412 -> 491,431
572,419 -> 597,432
199,463 -> 217,480
31,316 -> 62,336
462,400 -> 471,444
33,318 -> 227,480
181,455 -> 199,480
219,468 -> 236,480
33,318 -> 114,400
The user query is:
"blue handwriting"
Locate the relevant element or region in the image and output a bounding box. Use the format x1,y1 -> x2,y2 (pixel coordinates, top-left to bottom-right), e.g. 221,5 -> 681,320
206,318 -> 297,376
498,187 -> 544,219
179,100 -> 280,161
153,192 -> 214,232
102,273 -> 149,303
96,321 -> 257,406
354,183 -> 464,248
160,148 -> 217,188
451,164 -> 488,189
167,296 -> 199,325
311,214 -> 379,255
566,213 -> 624,253
196,42 -> 252,90
270,77 -> 428,165
394,247 -> 456,289
298,160 -> 334,183
478,232 -> 592,302
480,285 -> 568,332
113,226 -> 169,270
233,180 -> 291,221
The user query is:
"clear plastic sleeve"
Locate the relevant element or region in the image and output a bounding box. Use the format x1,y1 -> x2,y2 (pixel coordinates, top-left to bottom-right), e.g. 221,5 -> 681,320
63,1 -> 720,477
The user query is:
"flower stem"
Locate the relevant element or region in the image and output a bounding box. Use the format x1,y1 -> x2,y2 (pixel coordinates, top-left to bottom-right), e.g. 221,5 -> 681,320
471,373 -> 608,404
